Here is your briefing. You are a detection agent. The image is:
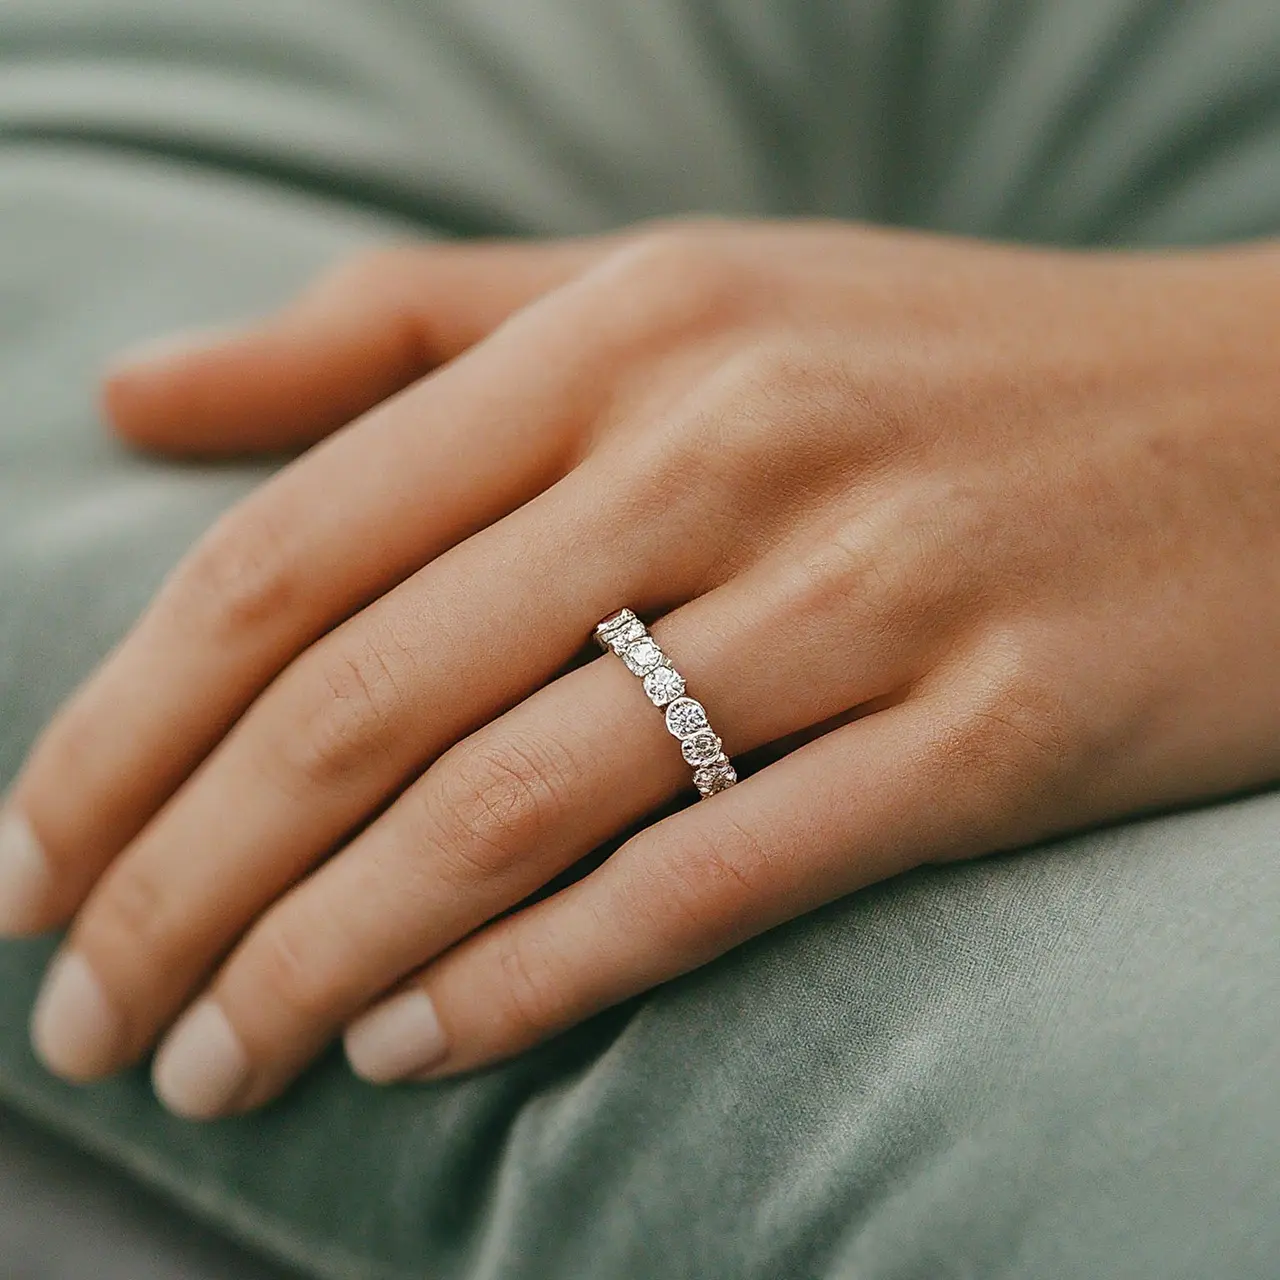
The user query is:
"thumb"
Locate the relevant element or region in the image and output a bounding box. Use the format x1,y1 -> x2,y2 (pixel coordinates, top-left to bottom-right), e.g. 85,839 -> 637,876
102,236 -> 608,458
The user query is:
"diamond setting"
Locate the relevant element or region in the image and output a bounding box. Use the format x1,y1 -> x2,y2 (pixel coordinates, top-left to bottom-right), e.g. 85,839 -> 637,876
596,605 -> 736,801
622,637 -> 665,676
681,730 -> 723,767
605,616 -> 645,653
595,609 -> 641,652
643,665 -> 685,707
664,697 -> 709,740
694,756 -> 738,796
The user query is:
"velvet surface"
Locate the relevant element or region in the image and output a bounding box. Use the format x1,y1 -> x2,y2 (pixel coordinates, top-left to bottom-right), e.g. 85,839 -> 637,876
2,2 -> 1278,1276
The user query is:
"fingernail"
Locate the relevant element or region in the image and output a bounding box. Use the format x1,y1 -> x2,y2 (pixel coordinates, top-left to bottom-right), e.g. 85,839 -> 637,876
30,951 -> 123,1080
345,989 -> 448,1084
0,808 -> 52,935
105,326 -> 233,377
152,1000 -> 250,1120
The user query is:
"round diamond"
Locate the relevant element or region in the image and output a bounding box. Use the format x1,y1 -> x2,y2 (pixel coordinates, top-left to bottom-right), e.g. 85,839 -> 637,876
681,730 -> 722,766
665,697 -> 709,740
694,759 -> 737,796
622,638 -> 664,676
643,665 -> 685,707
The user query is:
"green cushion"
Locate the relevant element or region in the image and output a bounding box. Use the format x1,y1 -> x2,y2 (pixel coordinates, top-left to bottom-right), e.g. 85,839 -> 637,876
2,2 -> 1278,1276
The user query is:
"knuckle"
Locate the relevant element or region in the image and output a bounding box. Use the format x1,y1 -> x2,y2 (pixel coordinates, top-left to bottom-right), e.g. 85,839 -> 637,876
791,512 -> 906,643
939,631 -> 1080,820
302,247 -> 428,366
715,336 -> 809,401
839,360 -> 922,465
624,413 -> 727,525
616,366 -> 764,554
84,865 -> 174,961
596,221 -> 753,343
311,245 -> 415,305
251,919 -> 334,1022
701,336 -> 886,470
162,510 -> 296,641
685,340 -> 807,452
493,930 -> 563,1043
619,337 -> 864,576
277,644 -> 401,790
430,734 -> 577,882
640,817 -> 771,941
621,219 -> 728,273
790,485 -> 980,658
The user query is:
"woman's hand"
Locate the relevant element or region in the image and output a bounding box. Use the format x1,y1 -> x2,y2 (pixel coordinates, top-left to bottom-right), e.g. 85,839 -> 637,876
2,220 -> 1278,1120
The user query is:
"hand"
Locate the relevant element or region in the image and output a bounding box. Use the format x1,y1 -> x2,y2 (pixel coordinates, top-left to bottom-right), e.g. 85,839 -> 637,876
3,220 -> 1278,1120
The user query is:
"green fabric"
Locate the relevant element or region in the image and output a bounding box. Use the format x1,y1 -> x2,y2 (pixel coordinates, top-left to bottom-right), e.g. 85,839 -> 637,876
1,2 -> 1278,1277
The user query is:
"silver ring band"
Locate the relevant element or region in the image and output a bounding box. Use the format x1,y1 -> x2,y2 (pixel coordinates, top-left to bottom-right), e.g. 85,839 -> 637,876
594,608 -> 738,799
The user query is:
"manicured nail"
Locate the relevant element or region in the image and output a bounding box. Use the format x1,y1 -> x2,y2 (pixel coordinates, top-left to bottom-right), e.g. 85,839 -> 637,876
30,951 -> 122,1080
105,326 -> 234,378
0,808 -> 52,935
345,989 -> 448,1083
152,1000 -> 250,1120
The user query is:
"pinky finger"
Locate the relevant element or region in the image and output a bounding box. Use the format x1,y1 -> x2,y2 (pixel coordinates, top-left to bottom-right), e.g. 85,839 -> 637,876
343,681 -> 1058,1084
103,237 -> 609,457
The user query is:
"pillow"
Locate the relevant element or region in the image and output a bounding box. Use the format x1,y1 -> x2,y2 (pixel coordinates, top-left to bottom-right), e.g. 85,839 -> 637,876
2,2 -> 1278,1277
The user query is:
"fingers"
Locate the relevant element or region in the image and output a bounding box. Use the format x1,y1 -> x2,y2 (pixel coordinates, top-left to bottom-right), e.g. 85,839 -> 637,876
2,269 -> 626,939
25,446 -> 687,1085
350,660 -> 1059,1082
149,651 -> 671,1116
135,549 -> 929,1116
103,237 -> 611,456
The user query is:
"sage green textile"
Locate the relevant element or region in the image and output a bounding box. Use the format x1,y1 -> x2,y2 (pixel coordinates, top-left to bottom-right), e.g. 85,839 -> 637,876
2,2 -> 1279,1277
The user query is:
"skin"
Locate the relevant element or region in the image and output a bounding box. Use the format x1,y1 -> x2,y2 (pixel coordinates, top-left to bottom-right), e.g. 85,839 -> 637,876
2,218 -> 1278,1119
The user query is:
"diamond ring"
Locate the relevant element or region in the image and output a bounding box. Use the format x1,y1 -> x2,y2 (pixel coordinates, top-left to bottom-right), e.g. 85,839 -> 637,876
594,609 -> 738,799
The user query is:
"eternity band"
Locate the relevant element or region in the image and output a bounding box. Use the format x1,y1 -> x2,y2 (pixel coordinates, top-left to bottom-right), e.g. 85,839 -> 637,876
594,609 -> 738,799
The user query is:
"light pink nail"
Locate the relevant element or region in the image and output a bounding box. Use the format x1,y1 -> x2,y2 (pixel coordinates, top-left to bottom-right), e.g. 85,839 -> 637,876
345,990 -> 448,1083
30,951 -> 122,1080
0,808 -> 52,936
153,1000 -> 251,1120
